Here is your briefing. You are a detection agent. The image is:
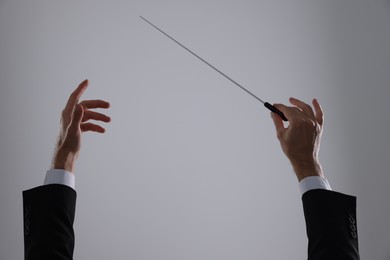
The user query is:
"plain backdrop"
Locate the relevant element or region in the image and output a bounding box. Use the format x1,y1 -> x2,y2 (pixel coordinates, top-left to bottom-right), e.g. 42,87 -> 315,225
0,0 -> 389,259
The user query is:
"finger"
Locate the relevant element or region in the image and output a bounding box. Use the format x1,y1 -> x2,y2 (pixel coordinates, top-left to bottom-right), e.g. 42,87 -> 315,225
289,97 -> 315,119
312,98 -> 324,126
272,103 -> 298,120
79,100 -> 110,109
64,80 -> 89,112
81,123 -> 106,133
270,110 -> 285,136
82,110 -> 111,123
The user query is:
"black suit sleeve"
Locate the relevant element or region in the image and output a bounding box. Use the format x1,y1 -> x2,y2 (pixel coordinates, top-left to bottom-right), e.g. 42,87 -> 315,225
23,184 -> 77,260
302,189 -> 360,260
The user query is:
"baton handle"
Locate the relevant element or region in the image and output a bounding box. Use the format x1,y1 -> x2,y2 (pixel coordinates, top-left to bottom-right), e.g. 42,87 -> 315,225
264,102 -> 288,121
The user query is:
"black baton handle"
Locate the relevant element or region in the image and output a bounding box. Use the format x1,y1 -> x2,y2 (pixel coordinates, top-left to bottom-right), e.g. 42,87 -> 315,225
264,102 -> 288,121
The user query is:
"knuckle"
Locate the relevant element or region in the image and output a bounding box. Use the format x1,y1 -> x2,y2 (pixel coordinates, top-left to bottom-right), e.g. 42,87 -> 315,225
293,117 -> 316,130
61,109 -> 67,117
307,120 -> 317,130
295,117 -> 307,126
301,103 -> 311,110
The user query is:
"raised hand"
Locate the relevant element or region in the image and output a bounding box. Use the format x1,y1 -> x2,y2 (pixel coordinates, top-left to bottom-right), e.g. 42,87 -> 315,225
271,98 -> 324,181
52,80 -> 111,172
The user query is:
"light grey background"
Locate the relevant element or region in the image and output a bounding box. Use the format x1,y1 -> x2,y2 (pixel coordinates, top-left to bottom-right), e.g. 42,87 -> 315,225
1,0 -> 389,259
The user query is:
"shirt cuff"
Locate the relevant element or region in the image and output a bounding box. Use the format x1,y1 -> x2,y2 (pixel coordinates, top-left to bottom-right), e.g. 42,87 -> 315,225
299,176 -> 332,195
44,169 -> 75,190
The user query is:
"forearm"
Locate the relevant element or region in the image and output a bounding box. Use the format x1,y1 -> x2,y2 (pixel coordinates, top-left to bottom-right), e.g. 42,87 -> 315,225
292,157 -> 330,194
52,147 -> 78,173
302,190 -> 359,260
291,159 -> 324,182
23,185 -> 77,260
47,148 -> 77,189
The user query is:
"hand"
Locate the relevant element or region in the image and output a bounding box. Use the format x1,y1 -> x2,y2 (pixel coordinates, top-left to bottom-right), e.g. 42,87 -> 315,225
271,98 -> 324,181
52,80 -> 111,172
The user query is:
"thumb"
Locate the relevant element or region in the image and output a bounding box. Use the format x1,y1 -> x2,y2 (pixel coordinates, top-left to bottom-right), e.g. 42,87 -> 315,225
68,104 -> 84,133
53,104 -> 84,171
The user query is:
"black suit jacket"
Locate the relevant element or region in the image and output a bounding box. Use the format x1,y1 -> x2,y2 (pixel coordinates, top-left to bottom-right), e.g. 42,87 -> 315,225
23,184 -> 76,260
302,189 -> 360,260
23,185 -> 359,260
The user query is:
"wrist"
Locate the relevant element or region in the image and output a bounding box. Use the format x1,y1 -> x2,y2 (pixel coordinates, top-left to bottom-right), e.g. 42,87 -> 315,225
52,148 -> 78,173
291,159 -> 323,182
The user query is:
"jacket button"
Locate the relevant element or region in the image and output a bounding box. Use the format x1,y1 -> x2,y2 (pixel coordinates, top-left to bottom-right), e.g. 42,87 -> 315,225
350,224 -> 357,231
24,206 -> 31,236
349,215 -> 356,224
24,206 -> 31,218
24,219 -> 30,236
24,226 -> 30,236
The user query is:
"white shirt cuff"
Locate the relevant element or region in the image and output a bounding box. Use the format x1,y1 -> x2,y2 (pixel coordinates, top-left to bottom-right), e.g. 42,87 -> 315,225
299,176 -> 332,195
44,169 -> 75,190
